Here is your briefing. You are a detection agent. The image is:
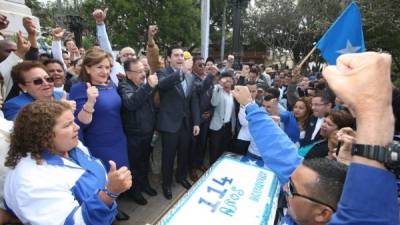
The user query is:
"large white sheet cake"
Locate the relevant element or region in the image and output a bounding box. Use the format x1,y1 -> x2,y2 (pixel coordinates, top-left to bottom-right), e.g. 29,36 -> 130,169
155,154 -> 280,225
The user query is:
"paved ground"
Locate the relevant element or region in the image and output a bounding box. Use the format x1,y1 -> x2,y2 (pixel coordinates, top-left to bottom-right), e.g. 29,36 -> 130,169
114,173 -> 187,225
113,139 -> 206,225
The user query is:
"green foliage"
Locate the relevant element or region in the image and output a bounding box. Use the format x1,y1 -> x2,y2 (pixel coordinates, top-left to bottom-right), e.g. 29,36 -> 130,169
78,0 -> 201,53
242,0 -> 400,72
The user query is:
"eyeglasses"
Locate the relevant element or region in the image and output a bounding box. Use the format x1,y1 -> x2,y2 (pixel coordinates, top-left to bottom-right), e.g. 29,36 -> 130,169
25,77 -> 54,86
196,63 -> 205,67
286,177 -> 336,212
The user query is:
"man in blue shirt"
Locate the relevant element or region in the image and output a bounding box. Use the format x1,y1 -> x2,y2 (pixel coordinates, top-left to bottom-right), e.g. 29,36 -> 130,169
232,52 -> 399,225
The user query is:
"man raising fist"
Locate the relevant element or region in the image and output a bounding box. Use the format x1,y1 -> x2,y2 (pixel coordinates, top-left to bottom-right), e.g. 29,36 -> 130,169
118,59 -> 158,205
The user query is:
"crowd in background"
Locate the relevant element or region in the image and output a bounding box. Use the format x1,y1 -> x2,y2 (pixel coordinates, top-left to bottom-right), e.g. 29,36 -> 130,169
0,8 -> 399,225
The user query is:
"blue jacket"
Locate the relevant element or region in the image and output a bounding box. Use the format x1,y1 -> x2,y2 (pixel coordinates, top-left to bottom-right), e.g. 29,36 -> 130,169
4,146 -> 117,225
245,103 -> 399,225
280,111 -> 300,144
3,92 -> 63,121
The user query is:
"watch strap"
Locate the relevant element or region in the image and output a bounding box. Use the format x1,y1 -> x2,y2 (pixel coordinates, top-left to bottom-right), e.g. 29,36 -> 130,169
352,144 -> 387,162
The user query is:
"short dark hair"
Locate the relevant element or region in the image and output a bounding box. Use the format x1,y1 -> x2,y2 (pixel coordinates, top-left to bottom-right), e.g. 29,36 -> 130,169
314,90 -> 333,105
302,158 -> 347,210
265,87 -> 280,99
11,61 -> 47,85
206,57 -> 215,64
263,95 -> 276,102
39,53 -> 52,59
220,69 -> 234,80
250,67 -> 259,75
63,39 -> 74,47
42,59 -> 65,71
123,58 -> 140,72
328,110 -> 355,129
167,45 -> 183,57
192,56 -> 204,65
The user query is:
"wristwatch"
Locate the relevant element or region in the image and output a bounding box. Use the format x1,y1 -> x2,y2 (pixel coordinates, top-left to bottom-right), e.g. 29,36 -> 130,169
352,141 -> 400,173
101,188 -> 119,199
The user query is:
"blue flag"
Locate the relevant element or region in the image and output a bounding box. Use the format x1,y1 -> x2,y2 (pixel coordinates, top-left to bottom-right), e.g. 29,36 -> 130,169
316,2 -> 365,65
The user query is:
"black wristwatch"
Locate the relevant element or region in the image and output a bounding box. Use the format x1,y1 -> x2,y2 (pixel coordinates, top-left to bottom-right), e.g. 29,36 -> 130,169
352,141 -> 400,174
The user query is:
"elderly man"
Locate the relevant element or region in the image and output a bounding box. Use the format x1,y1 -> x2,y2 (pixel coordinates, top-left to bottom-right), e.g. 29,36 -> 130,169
118,59 -> 158,205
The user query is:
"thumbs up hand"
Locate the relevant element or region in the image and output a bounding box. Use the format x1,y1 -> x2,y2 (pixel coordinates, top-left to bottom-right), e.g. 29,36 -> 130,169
106,160 -> 132,195
86,82 -> 99,105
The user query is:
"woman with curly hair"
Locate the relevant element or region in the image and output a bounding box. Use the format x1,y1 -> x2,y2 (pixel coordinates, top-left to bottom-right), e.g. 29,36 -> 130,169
3,100 -> 132,225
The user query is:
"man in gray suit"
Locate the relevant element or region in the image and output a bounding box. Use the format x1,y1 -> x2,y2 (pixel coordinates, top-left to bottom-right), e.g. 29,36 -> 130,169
156,46 -> 200,199
209,70 -> 236,164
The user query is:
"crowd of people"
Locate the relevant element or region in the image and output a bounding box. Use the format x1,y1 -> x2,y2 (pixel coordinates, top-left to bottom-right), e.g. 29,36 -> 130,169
0,8 -> 399,225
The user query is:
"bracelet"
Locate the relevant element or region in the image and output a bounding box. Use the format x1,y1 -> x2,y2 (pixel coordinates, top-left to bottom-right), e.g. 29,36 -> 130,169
101,188 -> 119,199
82,104 -> 95,114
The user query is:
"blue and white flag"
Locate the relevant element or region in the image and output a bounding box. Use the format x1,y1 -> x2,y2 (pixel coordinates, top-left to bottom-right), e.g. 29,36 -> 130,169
316,2 -> 365,65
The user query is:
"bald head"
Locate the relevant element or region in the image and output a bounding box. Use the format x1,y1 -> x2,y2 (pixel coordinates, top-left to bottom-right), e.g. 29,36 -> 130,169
119,47 -> 136,63
0,39 -> 16,62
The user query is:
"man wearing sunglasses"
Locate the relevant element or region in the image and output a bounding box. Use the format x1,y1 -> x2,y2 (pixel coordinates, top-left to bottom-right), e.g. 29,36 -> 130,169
3,61 -> 64,121
232,52 -> 398,225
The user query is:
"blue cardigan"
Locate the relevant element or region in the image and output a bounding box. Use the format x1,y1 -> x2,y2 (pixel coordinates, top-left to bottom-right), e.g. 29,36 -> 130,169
245,103 -> 398,225
3,92 -> 63,121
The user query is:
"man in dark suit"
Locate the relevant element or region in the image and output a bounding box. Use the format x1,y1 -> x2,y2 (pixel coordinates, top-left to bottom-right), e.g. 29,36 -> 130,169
301,91 -> 333,147
118,59 -> 158,205
189,56 -> 219,181
156,46 -> 200,199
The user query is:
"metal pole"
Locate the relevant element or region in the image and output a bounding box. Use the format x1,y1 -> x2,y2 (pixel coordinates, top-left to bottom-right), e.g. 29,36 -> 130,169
201,0 -> 210,59
232,0 -> 241,70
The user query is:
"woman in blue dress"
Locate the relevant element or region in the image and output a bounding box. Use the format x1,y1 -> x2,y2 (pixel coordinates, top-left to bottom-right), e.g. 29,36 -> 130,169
69,48 -> 130,220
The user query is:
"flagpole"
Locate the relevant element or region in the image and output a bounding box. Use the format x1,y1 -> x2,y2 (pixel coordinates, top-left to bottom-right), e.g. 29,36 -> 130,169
298,46 -> 317,68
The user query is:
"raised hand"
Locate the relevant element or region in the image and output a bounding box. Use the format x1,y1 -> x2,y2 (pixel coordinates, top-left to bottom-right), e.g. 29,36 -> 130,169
52,27 -> 65,41
92,8 -> 108,24
322,52 -> 392,117
22,17 -> 37,36
106,160 -> 132,195
209,65 -> 219,77
148,25 -> 158,39
15,31 -> 31,58
334,127 -> 356,165
147,73 -> 158,88
323,52 -> 393,148
0,14 -> 9,30
231,86 -> 252,106
86,82 -> 99,105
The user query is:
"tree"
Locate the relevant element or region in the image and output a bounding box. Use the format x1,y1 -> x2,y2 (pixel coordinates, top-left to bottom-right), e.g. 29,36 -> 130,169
356,0 -> 400,73
79,0 -> 201,53
243,0 -> 302,67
